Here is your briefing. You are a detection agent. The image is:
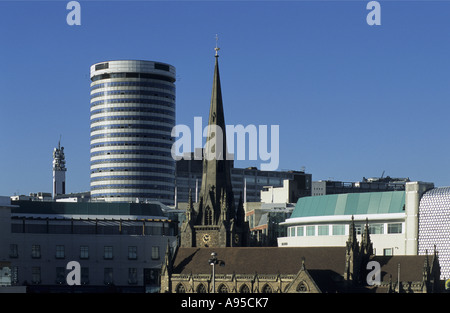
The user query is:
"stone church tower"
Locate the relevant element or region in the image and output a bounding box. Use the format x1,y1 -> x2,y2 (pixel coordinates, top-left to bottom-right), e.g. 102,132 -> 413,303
180,46 -> 250,248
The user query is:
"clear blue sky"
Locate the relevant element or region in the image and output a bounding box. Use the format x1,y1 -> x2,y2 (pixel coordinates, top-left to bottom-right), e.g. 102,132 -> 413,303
1,0 -> 450,196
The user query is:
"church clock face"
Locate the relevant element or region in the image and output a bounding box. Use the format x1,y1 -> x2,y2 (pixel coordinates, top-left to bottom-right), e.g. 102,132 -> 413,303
203,234 -> 211,244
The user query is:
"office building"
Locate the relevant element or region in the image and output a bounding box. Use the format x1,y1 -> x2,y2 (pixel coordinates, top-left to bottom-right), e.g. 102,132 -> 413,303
1,197 -> 178,292
90,60 -> 176,204
278,182 -> 433,254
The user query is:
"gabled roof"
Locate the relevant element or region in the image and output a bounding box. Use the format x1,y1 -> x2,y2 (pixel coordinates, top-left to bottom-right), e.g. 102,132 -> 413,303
290,191 -> 405,218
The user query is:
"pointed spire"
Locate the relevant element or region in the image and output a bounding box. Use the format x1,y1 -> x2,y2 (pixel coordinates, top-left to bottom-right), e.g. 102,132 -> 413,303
232,191 -> 245,226
186,189 -> 194,222
215,34 -> 220,57
346,215 -> 359,253
361,218 -> 373,256
221,188 -> 228,221
199,42 -> 233,220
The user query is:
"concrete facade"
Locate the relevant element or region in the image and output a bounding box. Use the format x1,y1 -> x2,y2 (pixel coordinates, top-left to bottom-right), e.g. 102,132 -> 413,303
0,198 -> 178,292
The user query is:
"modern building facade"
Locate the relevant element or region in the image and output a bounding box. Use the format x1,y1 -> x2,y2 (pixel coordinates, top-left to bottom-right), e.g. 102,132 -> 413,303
1,198 -> 178,292
418,187 -> 450,280
278,182 -> 434,256
90,60 -> 176,205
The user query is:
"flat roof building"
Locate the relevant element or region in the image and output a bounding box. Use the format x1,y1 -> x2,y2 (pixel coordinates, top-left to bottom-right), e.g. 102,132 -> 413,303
278,182 -> 434,256
1,199 -> 178,292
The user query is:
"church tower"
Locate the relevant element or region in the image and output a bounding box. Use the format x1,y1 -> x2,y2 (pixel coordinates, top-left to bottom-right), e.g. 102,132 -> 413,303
180,43 -> 250,248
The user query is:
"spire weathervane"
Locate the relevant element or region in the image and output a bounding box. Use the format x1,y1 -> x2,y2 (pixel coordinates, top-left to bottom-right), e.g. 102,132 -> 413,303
215,34 -> 220,56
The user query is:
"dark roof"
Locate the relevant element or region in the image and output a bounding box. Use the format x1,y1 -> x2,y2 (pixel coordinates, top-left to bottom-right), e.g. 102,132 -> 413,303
370,255 -> 428,282
172,247 -> 348,293
172,247 -> 347,276
11,200 -> 165,217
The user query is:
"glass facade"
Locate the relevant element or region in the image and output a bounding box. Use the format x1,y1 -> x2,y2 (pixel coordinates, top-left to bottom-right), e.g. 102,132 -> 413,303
90,60 -> 176,204
418,187 -> 450,279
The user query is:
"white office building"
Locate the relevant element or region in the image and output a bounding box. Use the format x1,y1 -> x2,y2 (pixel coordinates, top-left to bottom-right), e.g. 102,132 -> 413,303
278,181 -> 434,258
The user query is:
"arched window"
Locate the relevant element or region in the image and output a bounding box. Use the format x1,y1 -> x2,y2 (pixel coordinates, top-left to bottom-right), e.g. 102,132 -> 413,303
261,284 -> 272,293
175,283 -> 186,293
205,206 -> 213,225
296,282 -> 308,292
218,284 -> 228,293
239,284 -> 250,293
196,283 -> 207,293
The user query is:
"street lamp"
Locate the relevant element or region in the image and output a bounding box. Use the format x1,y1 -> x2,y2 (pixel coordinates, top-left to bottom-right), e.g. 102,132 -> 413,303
208,252 -> 225,293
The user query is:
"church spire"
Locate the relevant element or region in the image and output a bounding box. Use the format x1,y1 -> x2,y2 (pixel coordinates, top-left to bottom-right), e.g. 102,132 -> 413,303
199,38 -> 233,221
179,43 -> 250,248
215,34 -> 220,57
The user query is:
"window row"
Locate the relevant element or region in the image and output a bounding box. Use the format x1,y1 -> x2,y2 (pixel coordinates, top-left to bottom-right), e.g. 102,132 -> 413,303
90,115 -> 175,125
12,220 -> 174,236
11,266 -> 160,286
91,183 -> 174,190
91,81 -> 175,92
91,72 -> 174,83
90,166 -> 175,175
90,158 -> 174,167
90,149 -> 173,158
90,98 -> 175,109
90,107 -> 175,117
90,141 -> 174,150
90,124 -> 173,133
175,282 -> 279,293
287,223 -> 403,237
91,90 -> 175,101
90,175 -> 174,183
9,244 -> 160,261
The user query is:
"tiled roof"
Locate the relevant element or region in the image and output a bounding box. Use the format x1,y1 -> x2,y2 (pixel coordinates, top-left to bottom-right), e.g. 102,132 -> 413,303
172,247 -> 346,275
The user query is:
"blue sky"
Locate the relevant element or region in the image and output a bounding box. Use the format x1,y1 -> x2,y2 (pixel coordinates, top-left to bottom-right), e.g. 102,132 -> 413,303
1,0 -> 450,196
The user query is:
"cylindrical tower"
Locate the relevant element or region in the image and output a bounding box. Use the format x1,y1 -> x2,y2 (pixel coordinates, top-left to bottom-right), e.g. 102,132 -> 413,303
89,60 -> 176,204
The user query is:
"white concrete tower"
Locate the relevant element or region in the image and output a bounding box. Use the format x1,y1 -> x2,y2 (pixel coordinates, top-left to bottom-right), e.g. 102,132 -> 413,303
52,140 -> 67,198
89,60 -> 176,204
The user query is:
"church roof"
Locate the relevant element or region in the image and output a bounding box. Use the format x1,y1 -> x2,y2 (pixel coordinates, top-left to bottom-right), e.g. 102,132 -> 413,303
170,247 -> 434,293
369,255 -> 429,283
172,247 -> 346,276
